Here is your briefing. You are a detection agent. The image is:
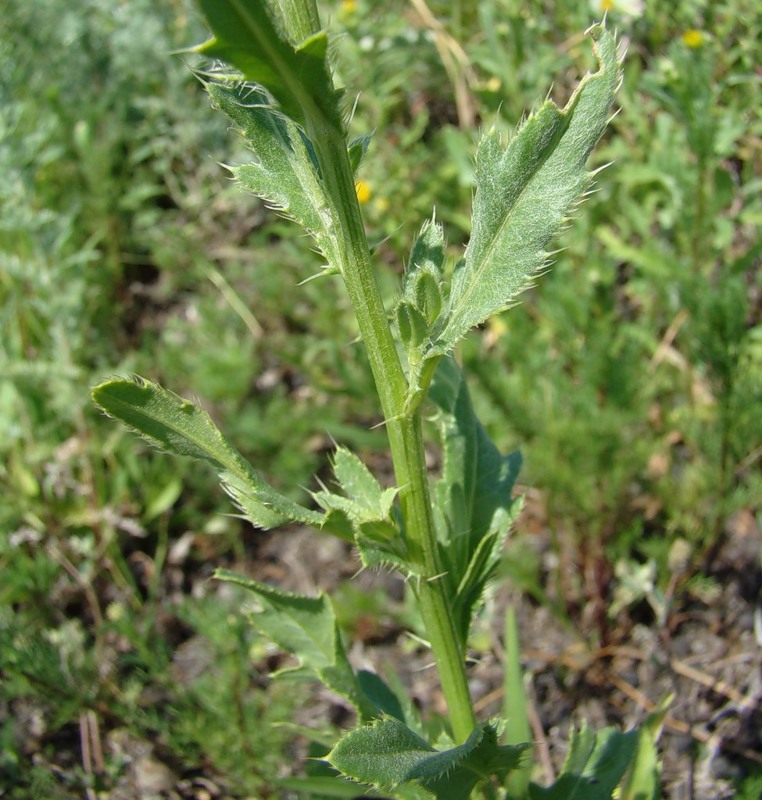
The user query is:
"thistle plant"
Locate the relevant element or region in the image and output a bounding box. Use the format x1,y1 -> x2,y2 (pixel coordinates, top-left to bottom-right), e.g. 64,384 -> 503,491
92,2 -> 662,796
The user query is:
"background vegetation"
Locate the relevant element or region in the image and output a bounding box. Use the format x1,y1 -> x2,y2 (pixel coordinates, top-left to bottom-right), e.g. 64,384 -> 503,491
1,0 -> 759,797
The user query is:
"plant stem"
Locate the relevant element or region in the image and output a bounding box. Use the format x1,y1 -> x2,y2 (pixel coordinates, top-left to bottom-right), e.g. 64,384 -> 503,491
307,114 -> 477,743
279,0 -> 476,743
273,0 -> 320,45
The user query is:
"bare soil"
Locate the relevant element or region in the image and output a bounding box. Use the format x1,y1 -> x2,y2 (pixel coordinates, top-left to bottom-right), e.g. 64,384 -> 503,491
7,495 -> 760,799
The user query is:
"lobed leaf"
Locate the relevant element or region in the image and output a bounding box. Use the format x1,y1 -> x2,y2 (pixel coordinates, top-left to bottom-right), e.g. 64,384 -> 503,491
91,377 -> 322,530
312,448 -> 398,529
430,23 -> 622,358
194,0 -> 343,131
312,446 -> 406,568
215,569 -> 377,721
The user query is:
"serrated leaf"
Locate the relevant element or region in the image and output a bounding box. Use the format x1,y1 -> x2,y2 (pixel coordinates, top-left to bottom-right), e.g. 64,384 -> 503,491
215,569 -> 376,720
403,218 -> 446,305
529,724 -> 637,800
431,23 -> 621,357
195,0 -> 343,131
328,719 -> 527,797
91,377 -> 322,530
327,718 -> 437,790
421,725 -> 529,800
313,447 -> 399,534
429,359 -> 522,640
333,448 -> 395,513
311,448 -> 409,572
220,469 -> 323,530
397,217 -> 447,409
207,81 -> 339,268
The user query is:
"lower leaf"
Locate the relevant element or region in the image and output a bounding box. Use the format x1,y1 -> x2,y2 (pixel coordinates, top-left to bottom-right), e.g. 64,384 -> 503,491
327,717 -> 528,798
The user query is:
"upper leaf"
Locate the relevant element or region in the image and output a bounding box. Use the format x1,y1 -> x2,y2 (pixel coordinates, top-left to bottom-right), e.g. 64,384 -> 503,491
430,23 -> 622,357
91,377 -> 322,530
194,0 -> 343,131
207,81 -> 340,270
395,217 -> 447,411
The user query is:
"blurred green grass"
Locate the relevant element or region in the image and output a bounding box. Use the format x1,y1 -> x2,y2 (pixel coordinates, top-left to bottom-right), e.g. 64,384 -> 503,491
1,0 -> 760,795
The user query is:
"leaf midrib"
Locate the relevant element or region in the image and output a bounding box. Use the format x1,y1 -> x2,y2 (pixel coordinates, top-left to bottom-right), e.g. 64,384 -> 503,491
445,107 -> 569,337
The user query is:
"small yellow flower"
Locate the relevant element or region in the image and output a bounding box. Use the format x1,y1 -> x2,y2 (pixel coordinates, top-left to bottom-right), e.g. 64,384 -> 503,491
373,196 -> 390,214
681,29 -> 704,48
355,180 -> 372,204
601,0 -> 615,10
342,0 -> 357,13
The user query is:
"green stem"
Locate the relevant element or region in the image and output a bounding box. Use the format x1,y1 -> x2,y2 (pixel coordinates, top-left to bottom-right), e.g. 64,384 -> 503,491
307,114 -> 476,743
277,1 -> 475,740
273,0 -> 320,44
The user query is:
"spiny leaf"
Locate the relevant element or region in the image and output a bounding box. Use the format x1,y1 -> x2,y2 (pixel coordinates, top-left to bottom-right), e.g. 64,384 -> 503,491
312,447 -> 399,537
207,81 -> 340,269
327,718 -> 528,797
91,377 -> 322,530
396,217 -> 447,410
220,469 -> 324,530
312,447 -> 407,570
92,376 -> 247,473
430,23 -> 622,357
194,0 -> 343,131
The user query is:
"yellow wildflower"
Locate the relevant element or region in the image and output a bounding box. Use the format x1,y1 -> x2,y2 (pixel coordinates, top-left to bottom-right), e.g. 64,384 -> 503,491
355,180 -> 372,204
682,29 -> 704,48
342,0 -> 357,13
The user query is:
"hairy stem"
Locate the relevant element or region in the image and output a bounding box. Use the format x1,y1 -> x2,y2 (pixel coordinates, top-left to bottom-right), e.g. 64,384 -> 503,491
308,113 -> 476,744
276,0 -> 476,741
